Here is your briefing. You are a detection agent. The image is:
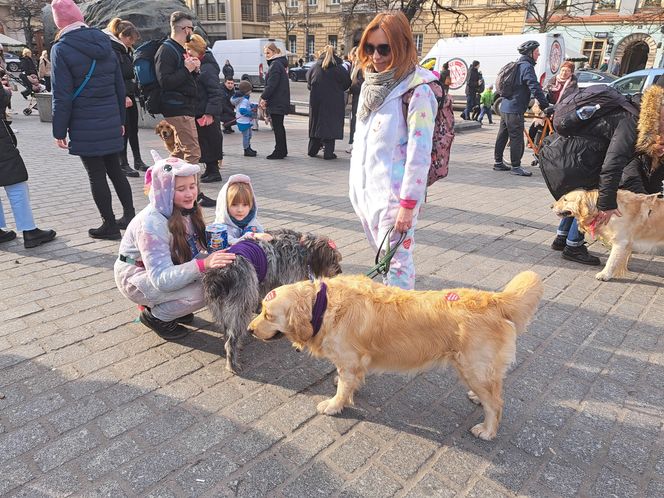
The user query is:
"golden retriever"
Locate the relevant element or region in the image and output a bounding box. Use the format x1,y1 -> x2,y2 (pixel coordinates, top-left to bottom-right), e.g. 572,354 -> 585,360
248,272 -> 543,440
552,189 -> 664,281
155,120 -> 177,155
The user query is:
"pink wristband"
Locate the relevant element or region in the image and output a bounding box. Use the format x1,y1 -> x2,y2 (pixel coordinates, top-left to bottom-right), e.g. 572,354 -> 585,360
399,199 -> 417,209
196,259 -> 206,272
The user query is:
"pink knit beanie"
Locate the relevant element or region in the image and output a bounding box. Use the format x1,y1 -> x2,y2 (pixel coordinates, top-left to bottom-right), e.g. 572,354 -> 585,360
51,0 -> 84,29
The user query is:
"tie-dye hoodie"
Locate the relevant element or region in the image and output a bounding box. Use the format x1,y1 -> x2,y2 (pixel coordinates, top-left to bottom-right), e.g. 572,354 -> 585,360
214,174 -> 264,244
115,154 -> 204,300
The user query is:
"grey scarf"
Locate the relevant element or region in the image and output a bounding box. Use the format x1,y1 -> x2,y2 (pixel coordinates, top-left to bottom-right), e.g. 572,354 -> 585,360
358,68 -> 405,122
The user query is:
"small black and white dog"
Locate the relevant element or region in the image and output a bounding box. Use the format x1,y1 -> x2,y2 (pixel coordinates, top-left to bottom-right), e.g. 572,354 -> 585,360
203,229 -> 342,373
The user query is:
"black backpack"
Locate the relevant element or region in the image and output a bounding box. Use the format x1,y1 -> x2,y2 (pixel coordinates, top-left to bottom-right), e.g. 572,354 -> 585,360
495,61 -> 523,98
133,38 -> 180,116
553,85 -> 638,137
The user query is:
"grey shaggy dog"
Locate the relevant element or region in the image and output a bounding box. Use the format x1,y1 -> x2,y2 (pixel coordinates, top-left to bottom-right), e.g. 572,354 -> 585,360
203,229 -> 342,373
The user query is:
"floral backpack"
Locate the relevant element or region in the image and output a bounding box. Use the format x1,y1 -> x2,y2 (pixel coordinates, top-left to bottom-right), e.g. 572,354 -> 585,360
402,80 -> 455,186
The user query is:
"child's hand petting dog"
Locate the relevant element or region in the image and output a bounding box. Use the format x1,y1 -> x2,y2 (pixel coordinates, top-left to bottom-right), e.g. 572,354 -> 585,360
204,250 -> 236,270
252,233 -> 273,242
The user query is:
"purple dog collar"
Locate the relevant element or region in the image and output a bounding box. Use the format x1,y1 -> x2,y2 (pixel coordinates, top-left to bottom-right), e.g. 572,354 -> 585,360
310,282 -> 328,336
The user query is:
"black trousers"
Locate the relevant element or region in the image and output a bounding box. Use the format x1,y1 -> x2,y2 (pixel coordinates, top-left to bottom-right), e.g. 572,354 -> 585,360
308,138 -> 335,158
270,113 -> 287,156
80,154 -> 135,222
122,97 -> 141,163
494,112 -> 525,167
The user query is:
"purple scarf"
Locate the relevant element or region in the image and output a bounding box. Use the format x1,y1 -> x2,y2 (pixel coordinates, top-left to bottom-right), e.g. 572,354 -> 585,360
227,241 -> 268,282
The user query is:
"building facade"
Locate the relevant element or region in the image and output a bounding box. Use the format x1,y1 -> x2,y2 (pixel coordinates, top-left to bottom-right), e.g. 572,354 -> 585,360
185,0 -> 270,42
269,0 -> 527,61
527,0 -> 664,75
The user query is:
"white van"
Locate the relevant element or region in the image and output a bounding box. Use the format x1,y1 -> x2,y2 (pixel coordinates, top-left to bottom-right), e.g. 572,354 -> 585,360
421,33 -> 566,99
211,38 -> 288,89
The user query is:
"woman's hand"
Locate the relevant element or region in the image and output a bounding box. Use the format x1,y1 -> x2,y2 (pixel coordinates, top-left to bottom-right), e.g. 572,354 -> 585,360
204,250 -> 236,270
594,208 -> 622,227
259,98 -> 267,110
125,96 -> 133,108
395,207 -> 414,233
253,232 -> 273,242
55,138 -> 68,149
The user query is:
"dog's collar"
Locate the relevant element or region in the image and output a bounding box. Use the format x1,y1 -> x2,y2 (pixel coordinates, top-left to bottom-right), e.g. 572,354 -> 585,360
310,282 -> 328,337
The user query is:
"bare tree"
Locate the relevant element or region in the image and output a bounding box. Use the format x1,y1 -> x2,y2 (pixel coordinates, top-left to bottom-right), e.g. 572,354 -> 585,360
11,0 -> 49,50
481,0 -> 602,33
272,0 -> 300,41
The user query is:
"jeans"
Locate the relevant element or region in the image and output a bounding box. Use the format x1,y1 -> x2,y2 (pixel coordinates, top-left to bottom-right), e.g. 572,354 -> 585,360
241,127 -> 252,149
557,217 -> 584,247
0,182 -> 36,231
464,93 -> 475,119
270,113 -> 287,156
494,111 -> 525,167
478,105 -> 493,124
80,154 -> 135,222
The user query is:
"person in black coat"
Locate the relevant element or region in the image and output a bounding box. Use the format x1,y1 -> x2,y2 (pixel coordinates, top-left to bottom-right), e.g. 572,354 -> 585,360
347,48 -> 364,153
106,18 -> 147,177
19,48 -> 38,98
260,43 -> 290,159
307,46 -> 351,160
186,34 -> 224,183
222,60 -> 234,80
0,71 -> 56,249
462,60 -> 480,120
221,78 -> 236,133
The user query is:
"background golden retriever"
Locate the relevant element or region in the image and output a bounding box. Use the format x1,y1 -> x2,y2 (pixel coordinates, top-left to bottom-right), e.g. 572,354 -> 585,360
155,120 -> 176,155
249,272 -> 543,441
552,189 -> 664,281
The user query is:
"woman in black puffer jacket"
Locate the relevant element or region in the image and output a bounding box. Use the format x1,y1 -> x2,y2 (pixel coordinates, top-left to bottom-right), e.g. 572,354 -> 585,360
105,18 -> 148,176
260,43 -> 290,159
186,34 -> 224,183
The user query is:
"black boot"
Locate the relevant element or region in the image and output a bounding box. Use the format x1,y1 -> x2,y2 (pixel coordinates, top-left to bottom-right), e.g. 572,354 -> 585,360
134,158 -> 149,172
244,148 -> 257,157
493,162 -> 510,171
140,308 -> 189,340
201,163 -> 222,183
23,228 -> 57,249
551,234 -> 567,251
562,244 -> 601,266
120,156 -> 139,178
197,192 -> 216,208
177,313 -> 194,324
0,229 -> 17,243
115,211 -> 136,230
88,220 -> 121,240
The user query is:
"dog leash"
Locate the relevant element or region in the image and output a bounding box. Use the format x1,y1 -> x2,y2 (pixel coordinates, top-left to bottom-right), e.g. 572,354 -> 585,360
366,227 -> 406,279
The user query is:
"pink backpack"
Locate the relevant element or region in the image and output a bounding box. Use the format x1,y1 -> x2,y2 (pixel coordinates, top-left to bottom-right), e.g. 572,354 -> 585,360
402,80 -> 455,186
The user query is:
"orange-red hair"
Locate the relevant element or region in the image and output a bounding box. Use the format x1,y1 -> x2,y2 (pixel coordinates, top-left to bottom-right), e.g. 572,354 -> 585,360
357,11 -> 418,80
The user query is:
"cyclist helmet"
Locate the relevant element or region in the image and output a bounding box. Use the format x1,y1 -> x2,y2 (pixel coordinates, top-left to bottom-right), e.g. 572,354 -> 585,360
517,40 -> 540,55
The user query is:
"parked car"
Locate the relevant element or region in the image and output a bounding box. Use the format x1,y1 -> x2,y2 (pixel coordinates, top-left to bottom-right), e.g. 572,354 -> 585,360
575,69 -> 616,88
289,61 -> 315,82
609,68 -> 664,96
4,52 -> 20,73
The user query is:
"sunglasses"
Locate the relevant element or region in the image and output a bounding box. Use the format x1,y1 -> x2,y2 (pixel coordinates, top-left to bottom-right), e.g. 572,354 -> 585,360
364,43 -> 391,57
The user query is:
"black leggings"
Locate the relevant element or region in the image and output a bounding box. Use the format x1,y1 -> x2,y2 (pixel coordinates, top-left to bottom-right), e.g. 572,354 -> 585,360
122,97 -> 141,162
270,113 -> 287,156
81,154 -> 135,222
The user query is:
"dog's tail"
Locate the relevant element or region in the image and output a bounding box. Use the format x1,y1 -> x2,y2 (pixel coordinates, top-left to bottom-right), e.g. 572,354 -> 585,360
495,271 -> 543,334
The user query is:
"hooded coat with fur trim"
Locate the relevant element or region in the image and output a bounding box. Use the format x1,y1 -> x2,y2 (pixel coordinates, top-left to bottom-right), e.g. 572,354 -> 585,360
51,26 -> 126,156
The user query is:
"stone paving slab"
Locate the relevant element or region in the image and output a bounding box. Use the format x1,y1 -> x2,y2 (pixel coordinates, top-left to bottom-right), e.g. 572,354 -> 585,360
1,94 -> 663,497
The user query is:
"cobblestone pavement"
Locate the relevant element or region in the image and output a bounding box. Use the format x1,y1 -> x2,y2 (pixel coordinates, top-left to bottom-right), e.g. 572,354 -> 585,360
1,98 -> 663,498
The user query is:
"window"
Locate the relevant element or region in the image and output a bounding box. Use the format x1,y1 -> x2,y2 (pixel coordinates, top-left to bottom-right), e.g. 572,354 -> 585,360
613,75 -> 647,95
308,0 -> 317,6
553,0 -> 568,7
207,0 -> 217,20
330,0 -> 341,4
217,0 -> 226,20
306,35 -> 315,59
241,0 -> 254,21
640,0 -> 661,6
288,35 -> 297,54
195,0 -> 206,20
413,34 -> 423,57
581,39 -> 605,69
595,0 -> 617,9
328,35 -> 337,49
256,0 -> 269,22
288,0 -> 299,7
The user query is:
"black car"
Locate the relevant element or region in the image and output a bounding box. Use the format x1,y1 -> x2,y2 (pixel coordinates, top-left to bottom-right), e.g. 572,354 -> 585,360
575,69 -> 617,88
288,61 -> 316,82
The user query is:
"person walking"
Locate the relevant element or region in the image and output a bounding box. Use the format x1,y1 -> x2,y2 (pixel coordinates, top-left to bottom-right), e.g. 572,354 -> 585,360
186,34 -> 224,183
462,60 -> 480,120
493,40 -> 550,177
477,84 -> 495,124
348,11 -> 438,290
155,11 -> 215,207
105,17 -> 149,176
50,0 -> 135,240
38,50 -> 52,92
260,42 -> 290,160
222,59 -> 234,80
307,46 -> 351,160
347,46 -> 364,154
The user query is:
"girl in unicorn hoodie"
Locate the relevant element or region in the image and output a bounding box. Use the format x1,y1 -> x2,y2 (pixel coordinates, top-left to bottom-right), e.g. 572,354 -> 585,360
114,153 -> 236,340
348,12 -> 438,290
214,174 -> 271,244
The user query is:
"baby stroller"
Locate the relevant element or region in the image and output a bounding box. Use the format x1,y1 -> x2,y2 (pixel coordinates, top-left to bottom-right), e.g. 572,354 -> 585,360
9,72 -> 45,116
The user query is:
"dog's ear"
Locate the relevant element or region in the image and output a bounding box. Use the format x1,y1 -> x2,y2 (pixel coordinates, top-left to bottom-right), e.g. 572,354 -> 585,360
286,283 -> 315,344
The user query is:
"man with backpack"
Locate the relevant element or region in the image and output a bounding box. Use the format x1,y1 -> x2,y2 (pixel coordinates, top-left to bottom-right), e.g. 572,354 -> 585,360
493,40 -> 550,177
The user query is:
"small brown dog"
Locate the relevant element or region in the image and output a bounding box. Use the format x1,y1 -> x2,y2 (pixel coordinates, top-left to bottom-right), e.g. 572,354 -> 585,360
249,272 -> 543,440
155,120 -> 176,155
553,189 -> 664,281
